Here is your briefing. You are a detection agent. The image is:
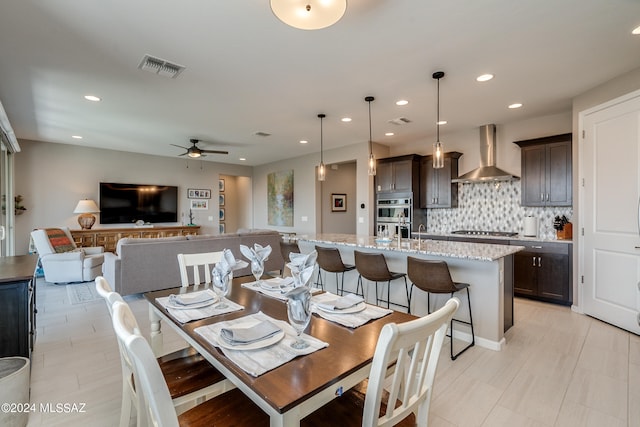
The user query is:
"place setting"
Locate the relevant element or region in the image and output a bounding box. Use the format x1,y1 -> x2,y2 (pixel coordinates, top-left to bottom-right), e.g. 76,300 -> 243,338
311,292 -> 393,328
194,309 -> 328,377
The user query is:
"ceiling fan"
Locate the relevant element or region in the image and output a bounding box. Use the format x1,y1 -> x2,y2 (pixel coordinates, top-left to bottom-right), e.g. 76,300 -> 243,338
171,139 -> 228,158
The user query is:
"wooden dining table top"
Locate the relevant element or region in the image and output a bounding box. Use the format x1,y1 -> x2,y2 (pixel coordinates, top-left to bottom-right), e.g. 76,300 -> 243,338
144,276 -> 416,414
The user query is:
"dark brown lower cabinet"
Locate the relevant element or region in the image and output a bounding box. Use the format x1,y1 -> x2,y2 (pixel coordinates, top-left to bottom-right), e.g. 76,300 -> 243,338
512,241 -> 571,305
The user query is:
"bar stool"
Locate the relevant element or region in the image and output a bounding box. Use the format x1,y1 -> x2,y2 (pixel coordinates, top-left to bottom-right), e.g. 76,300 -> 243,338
315,246 -> 356,295
279,240 -> 300,277
354,250 -> 410,311
407,256 -> 475,360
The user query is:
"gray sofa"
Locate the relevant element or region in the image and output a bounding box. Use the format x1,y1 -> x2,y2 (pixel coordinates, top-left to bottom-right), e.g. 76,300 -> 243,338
102,229 -> 285,295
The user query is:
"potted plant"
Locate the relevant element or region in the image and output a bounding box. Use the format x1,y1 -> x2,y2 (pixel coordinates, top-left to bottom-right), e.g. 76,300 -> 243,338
1,194 -> 27,215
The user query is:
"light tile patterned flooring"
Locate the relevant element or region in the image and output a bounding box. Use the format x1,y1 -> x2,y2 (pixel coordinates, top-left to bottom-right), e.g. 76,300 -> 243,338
26,278 -> 639,426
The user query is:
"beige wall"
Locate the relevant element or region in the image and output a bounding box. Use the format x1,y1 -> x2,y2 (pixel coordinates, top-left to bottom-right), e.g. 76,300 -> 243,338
320,161 -> 357,234
14,139 -> 252,254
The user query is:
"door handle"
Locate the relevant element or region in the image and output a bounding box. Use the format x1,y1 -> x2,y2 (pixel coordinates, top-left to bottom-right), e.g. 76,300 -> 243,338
538,256 -> 542,267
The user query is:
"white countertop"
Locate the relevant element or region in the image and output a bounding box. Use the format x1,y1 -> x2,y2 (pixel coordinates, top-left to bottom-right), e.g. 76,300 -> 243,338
297,233 -> 524,262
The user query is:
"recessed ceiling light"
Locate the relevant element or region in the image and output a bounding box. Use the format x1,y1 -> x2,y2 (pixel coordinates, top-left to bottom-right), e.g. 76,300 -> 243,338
395,100 -> 409,106
341,117 -> 352,122
299,140 -> 308,144
476,74 -> 494,82
508,103 -> 523,109
84,95 -> 101,102
437,120 -> 447,125
239,157 -> 246,161
632,25 -> 640,35
72,135 -> 83,139
385,132 -> 394,136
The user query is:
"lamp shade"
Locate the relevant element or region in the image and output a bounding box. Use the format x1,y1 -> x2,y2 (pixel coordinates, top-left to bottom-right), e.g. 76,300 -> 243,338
270,0 -> 347,30
73,199 -> 100,214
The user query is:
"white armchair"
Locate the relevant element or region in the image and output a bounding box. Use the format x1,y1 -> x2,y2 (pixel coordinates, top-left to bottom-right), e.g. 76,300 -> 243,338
30,227 -> 104,283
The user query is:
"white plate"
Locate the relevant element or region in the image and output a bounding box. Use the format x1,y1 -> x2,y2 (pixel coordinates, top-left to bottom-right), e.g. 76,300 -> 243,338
316,301 -> 366,314
217,330 -> 285,350
165,297 -> 217,310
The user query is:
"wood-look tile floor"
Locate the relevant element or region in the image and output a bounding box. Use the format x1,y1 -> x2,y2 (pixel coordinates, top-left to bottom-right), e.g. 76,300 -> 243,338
26,278 -> 639,426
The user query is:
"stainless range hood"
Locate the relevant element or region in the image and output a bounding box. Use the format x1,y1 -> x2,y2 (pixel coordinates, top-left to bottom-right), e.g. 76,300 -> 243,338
452,124 -> 519,183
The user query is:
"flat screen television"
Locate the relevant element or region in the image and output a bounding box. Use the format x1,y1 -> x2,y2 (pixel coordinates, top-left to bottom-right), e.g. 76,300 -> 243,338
99,182 -> 178,224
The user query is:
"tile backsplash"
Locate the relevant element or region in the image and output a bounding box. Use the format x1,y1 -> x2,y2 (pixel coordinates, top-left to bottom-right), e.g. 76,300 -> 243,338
424,181 -> 573,240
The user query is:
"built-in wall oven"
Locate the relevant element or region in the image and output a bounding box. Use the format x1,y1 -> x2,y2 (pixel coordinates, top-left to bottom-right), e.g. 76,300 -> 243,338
376,196 -> 412,238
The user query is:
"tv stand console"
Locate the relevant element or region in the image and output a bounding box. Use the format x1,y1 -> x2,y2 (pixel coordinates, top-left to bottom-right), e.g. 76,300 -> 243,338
71,225 -> 200,252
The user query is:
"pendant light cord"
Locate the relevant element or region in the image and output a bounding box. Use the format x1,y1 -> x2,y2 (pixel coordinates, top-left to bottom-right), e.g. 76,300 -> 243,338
436,77 -> 440,141
320,115 -> 324,163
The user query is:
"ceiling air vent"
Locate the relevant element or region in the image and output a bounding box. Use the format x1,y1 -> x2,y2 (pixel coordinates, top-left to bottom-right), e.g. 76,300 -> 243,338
388,117 -> 412,125
254,131 -> 271,137
138,54 -> 185,79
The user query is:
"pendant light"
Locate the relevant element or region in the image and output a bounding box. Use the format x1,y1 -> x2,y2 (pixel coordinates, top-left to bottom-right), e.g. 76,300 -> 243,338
270,0 -> 347,31
317,113 -> 326,181
365,96 -> 376,176
433,71 -> 445,169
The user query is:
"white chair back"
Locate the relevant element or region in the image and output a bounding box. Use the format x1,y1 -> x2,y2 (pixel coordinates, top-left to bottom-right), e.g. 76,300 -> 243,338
95,276 -> 144,427
177,251 -> 224,287
112,301 -> 181,427
30,227 -> 77,256
363,297 -> 459,427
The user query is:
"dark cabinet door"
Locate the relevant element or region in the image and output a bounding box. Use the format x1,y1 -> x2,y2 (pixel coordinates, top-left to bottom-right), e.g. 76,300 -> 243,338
521,146 -> 546,207
513,252 -> 538,296
547,141 -> 572,206
419,153 -> 461,208
0,281 -> 29,357
391,159 -> 413,192
538,253 -> 570,302
375,162 -> 394,193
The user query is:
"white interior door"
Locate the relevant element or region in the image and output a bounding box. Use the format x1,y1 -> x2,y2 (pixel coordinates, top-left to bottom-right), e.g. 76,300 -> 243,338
580,90 -> 640,334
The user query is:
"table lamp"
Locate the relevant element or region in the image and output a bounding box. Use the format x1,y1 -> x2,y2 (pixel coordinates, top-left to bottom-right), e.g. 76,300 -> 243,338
73,199 -> 100,229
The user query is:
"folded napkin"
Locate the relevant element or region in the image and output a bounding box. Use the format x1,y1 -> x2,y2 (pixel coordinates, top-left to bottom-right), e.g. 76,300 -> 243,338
212,248 -> 248,288
315,293 -> 364,311
311,292 -> 392,328
287,250 -> 318,287
240,243 -> 272,264
220,319 -> 282,345
168,289 -> 216,306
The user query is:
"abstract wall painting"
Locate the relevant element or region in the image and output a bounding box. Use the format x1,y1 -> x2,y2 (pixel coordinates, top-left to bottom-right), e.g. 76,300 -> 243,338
267,169 -> 294,226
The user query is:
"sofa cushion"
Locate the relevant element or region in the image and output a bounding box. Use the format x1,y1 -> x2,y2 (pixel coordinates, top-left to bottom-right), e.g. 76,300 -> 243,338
116,235 -> 187,255
45,228 -> 76,253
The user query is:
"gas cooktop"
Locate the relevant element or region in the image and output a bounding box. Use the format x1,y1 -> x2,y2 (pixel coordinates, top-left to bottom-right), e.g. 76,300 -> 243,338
451,230 -> 518,237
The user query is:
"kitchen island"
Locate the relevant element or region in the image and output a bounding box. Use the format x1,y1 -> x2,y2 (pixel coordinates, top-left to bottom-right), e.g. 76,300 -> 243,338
297,233 -> 524,351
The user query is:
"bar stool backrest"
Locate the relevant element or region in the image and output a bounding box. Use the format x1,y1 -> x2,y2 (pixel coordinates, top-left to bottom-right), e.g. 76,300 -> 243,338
407,257 -> 457,294
316,246 -> 349,273
354,250 -> 393,282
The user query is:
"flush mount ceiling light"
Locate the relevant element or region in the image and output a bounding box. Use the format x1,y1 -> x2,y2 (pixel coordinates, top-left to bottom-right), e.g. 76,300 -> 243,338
508,103 -> 523,109
476,74 -> 494,82
270,0 -> 347,30
632,25 -> 640,35
84,95 -> 101,102
317,113 -> 326,181
432,71 -> 445,169
365,96 -> 376,176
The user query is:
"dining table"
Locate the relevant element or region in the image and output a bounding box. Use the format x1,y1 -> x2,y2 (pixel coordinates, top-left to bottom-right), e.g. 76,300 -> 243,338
144,275 -> 416,427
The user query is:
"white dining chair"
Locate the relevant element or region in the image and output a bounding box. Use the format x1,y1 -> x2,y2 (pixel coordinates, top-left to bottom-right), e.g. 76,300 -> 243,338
113,289 -> 459,427
111,300 -> 269,427
95,276 -> 232,427
177,251 -> 224,287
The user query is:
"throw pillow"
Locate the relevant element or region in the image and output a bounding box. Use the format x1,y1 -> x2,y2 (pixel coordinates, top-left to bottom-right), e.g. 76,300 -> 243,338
45,228 -> 76,253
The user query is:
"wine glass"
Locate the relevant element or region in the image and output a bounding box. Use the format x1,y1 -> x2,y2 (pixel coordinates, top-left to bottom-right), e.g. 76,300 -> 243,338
212,271 -> 232,309
286,287 -> 312,349
251,259 -> 264,285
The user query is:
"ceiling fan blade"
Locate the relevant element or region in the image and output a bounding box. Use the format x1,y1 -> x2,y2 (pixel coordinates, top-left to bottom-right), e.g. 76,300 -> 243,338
170,144 -> 189,149
178,152 -> 188,156
201,149 -> 229,155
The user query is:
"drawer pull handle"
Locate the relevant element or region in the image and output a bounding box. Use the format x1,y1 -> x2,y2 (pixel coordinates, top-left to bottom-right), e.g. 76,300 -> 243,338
531,245 -> 543,249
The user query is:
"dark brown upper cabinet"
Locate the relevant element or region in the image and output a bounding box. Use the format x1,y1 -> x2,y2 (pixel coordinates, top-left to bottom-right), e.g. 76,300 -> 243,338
419,152 -> 462,208
514,133 -> 572,207
375,155 -> 421,194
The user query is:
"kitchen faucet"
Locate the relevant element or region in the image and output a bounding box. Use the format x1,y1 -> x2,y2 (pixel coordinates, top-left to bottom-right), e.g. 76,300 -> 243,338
417,223 -> 425,250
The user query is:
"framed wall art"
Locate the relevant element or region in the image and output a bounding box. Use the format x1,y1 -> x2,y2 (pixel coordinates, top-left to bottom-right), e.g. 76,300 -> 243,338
219,179 -> 225,192
190,199 -> 208,210
219,208 -> 225,221
219,223 -> 225,234
188,188 -> 211,199
331,193 -> 347,212
219,194 -> 225,206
